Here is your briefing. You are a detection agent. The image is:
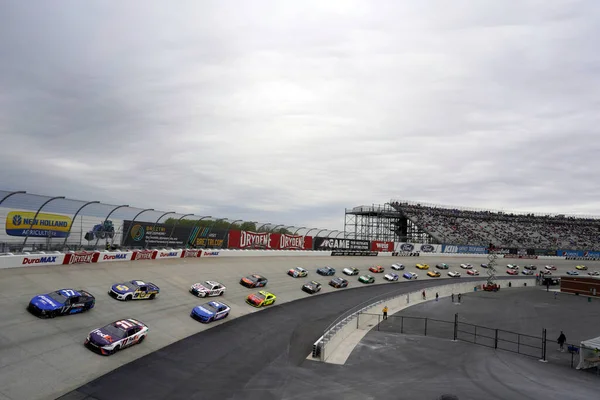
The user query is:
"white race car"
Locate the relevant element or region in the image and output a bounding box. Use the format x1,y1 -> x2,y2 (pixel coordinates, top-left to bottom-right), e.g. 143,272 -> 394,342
545,265 -> 557,271
448,271 -> 461,278
467,269 -> 479,276
384,273 -> 399,281
190,280 -> 226,297
343,267 -> 360,276
460,264 -> 472,269
507,264 -> 519,270
84,318 -> 148,356
391,263 -> 405,270
588,271 -> 600,276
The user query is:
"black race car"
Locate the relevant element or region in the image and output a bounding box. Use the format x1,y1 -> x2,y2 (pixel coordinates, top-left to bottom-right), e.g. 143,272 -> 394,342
316,266 -> 336,276
524,265 -> 537,270
329,277 -> 349,288
302,281 -> 322,294
240,274 -> 268,288
27,289 -> 95,318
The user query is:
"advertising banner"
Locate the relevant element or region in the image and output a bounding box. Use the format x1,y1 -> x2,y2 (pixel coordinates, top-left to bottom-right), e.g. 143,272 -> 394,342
5,210 -> 72,238
441,244 -> 488,254
188,226 -> 229,249
331,250 -> 378,256
131,249 -> 158,261
313,237 -> 371,251
533,249 -> 556,256
181,249 -> 202,258
557,249 -> 584,257
201,250 -> 220,257
228,230 -> 312,250
156,250 -> 183,259
63,251 -> 100,265
20,254 -> 65,266
371,241 -> 394,252
391,252 -> 420,257
97,252 -> 132,263
394,243 -> 416,253
503,254 -> 538,259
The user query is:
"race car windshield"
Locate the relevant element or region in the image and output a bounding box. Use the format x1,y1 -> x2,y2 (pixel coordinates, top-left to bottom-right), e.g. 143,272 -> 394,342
104,325 -> 127,339
254,293 -> 266,300
203,303 -> 218,311
48,291 -> 68,303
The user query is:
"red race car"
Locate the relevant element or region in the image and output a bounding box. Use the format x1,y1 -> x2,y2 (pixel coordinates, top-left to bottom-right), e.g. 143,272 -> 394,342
506,269 -> 518,275
369,265 -> 385,273
467,269 -> 480,276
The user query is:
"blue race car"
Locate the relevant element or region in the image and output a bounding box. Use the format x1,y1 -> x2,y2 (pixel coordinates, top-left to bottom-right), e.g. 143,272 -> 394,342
27,289 -> 95,318
403,272 -> 418,280
190,301 -> 231,323
566,271 -> 579,275
316,266 -> 336,276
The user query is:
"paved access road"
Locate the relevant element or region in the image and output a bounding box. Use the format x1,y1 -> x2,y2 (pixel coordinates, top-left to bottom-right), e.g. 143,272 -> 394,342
0,255 -> 595,400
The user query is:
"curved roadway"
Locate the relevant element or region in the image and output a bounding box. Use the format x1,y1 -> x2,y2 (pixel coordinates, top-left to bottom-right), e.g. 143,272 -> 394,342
0,255 -> 595,400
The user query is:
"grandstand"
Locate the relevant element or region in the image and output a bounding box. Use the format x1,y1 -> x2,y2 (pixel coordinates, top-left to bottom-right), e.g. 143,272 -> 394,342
391,201 -> 600,251
345,200 -> 600,251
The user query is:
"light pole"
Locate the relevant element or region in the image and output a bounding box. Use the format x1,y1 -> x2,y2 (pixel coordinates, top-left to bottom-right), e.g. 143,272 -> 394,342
22,196 -> 66,250
293,227 -> 306,235
222,219 -> 243,249
186,216 -> 212,248
270,224 -> 285,233
94,204 -> 130,248
62,200 -> 100,250
305,228 -> 319,237
146,211 -> 175,249
122,208 -> 154,248
315,229 -> 328,238
167,214 -> 194,247
0,190 -> 26,206
335,231 -> 346,238
257,222 -> 271,232
327,230 -> 340,237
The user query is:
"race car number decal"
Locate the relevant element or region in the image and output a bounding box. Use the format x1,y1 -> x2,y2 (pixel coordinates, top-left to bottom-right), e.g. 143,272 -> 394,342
61,289 -> 77,296
116,285 -> 129,291
116,320 -> 135,329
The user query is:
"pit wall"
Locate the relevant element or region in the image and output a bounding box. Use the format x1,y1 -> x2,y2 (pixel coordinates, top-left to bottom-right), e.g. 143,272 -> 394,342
318,278 -> 536,362
0,249 -> 567,270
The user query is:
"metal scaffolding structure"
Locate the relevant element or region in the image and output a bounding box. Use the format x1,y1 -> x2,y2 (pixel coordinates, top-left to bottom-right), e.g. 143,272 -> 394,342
344,204 -> 437,243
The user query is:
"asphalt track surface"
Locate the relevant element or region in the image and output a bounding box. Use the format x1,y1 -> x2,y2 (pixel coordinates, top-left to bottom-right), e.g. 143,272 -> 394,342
0,255 -> 596,400
312,288 -> 600,400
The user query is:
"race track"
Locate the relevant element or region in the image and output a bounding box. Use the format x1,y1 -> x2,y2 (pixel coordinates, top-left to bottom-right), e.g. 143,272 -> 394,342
0,255 -> 595,400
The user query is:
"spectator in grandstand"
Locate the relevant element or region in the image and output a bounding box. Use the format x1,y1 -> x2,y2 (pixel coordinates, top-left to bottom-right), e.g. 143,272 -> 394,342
382,305 -> 388,320
557,331 -> 567,352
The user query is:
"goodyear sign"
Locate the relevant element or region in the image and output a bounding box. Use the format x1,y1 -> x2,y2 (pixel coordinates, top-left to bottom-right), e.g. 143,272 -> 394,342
6,211 -> 72,238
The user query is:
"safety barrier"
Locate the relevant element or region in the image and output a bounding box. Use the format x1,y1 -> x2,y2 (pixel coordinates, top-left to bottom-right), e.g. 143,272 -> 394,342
312,277 -> 536,362
0,249 -> 333,269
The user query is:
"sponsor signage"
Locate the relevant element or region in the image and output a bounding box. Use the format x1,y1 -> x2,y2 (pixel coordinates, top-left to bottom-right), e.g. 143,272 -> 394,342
228,231 -> 312,250
202,250 -> 220,257
559,249 -> 600,258
182,249 -> 202,258
157,251 -> 180,258
122,221 -> 230,249
566,256 -> 600,261
503,254 -> 538,259
394,243 -> 415,252
98,252 -> 131,263
313,237 -> 370,251
419,244 -> 435,253
371,241 -> 394,252
6,211 -> 72,238
63,251 -> 100,265
442,244 -> 488,254
22,255 -> 60,265
131,250 -> 158,261
331,250 -> 378,256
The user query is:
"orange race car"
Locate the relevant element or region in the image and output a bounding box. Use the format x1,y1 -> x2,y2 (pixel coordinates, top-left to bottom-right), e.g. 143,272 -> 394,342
369,265 -> 385,273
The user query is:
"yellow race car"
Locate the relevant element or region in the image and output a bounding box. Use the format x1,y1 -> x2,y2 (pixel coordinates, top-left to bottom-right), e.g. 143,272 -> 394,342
246,290 -> 276,307
416,263 -> 429,270
576,265 -> 588,270
427,270 -> 441,277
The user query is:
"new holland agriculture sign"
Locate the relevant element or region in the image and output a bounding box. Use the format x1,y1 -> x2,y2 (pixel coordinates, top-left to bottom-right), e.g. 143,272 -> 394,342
5,211 -> 72,238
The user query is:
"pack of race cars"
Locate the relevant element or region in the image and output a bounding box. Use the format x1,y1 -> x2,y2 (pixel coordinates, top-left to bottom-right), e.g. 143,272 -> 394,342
26,260 -> 596,357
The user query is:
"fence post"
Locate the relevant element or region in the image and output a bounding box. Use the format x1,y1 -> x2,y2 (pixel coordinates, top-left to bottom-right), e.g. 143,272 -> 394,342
378,314 -> 381,331
425,318 -> 428,336
453,313 -> 458,341
401,316 -> 404,334
495,329 -> 499,349
357,312 -> 360,329
542,328 -> 547,361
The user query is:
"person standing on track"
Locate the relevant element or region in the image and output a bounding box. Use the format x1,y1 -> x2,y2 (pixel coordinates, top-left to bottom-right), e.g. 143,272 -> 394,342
382,305 -> 388,320
451,293 -> 454,302
458,293 -> 462,303
422,290 -> 426,300
436,292 -> 439,301
558,331 -> 567,352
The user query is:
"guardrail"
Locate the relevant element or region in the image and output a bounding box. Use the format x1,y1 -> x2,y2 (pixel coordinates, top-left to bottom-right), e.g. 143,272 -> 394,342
0,248 -> 334,269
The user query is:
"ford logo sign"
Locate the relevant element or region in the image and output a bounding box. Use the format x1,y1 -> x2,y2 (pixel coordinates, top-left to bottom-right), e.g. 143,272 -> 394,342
400,243 -> 414,252
420,244 -> 434,252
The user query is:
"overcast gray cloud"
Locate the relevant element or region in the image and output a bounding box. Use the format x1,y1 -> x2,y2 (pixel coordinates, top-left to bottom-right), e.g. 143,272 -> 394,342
1,0 -> 600,231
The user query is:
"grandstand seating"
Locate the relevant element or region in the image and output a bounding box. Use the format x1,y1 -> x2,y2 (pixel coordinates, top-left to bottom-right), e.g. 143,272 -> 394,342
391,201 -> 600,250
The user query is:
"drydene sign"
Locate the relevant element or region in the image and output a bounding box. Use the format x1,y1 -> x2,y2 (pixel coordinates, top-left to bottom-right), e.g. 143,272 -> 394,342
6,211 -> 72,238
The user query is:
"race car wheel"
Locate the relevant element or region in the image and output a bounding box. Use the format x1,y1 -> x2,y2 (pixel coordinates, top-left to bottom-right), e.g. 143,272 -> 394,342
113,345 -> 121,354
149,294 -> 156,300
138,336 -> 145,344
219,291 -> 223,296
48,311 -> 57,318
125,295 -> 132,301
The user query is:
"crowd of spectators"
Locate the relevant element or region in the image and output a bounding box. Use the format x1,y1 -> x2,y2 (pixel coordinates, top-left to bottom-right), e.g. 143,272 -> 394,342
391,201 -> 600,250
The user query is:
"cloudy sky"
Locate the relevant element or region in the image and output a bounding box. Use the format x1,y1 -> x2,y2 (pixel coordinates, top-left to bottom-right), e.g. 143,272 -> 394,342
1,0 -> 599,231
